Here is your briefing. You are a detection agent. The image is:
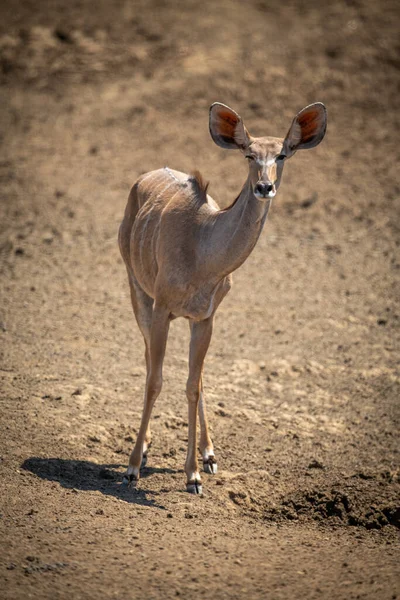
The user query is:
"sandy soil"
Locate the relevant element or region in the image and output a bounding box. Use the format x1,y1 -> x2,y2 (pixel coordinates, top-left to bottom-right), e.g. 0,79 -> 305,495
0,1 -> 399,598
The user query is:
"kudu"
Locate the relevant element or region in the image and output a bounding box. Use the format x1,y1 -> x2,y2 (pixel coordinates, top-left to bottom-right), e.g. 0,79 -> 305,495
119,102 -> 327,493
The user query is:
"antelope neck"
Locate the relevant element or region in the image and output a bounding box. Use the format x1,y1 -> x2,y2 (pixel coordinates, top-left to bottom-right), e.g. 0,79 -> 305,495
207,176 -> 271,278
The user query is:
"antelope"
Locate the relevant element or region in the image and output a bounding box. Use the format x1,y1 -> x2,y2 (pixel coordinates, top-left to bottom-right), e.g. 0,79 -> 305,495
119,102 -> 327,493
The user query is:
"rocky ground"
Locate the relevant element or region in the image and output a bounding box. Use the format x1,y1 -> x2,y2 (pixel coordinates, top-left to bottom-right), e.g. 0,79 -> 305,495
0,1 -> 399,598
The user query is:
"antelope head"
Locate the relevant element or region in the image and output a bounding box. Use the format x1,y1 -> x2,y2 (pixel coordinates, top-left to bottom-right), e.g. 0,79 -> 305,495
209,102 -> 327,199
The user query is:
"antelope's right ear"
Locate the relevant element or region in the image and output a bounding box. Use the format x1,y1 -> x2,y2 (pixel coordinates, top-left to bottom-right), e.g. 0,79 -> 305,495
209,103 -> 252,150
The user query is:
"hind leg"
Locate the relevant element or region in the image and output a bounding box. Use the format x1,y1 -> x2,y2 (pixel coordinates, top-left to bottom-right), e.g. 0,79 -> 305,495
125,304 -> 170,485
127,272 -> 154,466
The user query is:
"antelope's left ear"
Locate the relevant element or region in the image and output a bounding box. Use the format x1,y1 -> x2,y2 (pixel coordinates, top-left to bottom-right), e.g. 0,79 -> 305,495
283,103 -> 327,157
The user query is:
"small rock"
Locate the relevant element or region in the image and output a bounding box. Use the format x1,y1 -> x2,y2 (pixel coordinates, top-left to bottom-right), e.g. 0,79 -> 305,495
228,490 -> 248,506
308,459 -> 325,470
325,243 -> 341,254
26,555 -> 37,562
42,232 -> 54,244
216,408 -> 229,417
54,28 -> 73,44
325,46 -> 341,59
301,192 -> 318,208
355,471 -> 374,480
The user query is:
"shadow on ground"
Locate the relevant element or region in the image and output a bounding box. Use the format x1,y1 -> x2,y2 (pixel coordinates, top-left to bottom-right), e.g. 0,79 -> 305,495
21,457 -> 176,509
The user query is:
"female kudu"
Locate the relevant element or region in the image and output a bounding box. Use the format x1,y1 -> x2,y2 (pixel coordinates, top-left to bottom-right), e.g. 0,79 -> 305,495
119,102 -> 327,493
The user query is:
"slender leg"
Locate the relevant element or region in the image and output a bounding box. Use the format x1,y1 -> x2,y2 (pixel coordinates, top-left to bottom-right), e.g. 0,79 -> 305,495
198,376 -> 217,474
124,304 -> 170,484
142,344 -> 152,463
127,273 -> 153,462
186,317 -> 214,493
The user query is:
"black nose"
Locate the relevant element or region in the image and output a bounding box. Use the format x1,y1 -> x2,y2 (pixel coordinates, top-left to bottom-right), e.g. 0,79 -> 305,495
255,182 -> 273,196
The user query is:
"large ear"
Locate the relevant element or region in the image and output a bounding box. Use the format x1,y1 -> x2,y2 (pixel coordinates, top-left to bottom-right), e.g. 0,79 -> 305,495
209,103 -> 252,150
283,102 -> 327,156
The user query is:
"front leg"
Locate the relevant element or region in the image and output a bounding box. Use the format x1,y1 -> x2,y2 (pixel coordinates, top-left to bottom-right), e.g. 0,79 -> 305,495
186,318 -> 214,494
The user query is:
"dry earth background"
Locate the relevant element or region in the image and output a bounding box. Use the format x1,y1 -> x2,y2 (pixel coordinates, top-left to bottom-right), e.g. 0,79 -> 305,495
0,0 -> 399,599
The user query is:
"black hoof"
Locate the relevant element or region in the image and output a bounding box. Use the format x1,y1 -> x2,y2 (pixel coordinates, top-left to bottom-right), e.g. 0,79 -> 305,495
203,456 -> 218,475
186,480 -> 203,495
122,472 -> 138,487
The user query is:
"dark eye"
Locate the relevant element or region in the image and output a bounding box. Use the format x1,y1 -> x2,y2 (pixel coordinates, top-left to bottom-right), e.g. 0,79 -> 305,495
245,155 -> 255,161
276,154 -> 286,161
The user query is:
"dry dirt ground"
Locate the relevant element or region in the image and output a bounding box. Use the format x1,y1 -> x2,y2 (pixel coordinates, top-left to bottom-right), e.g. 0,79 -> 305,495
0,1 -> 399,599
